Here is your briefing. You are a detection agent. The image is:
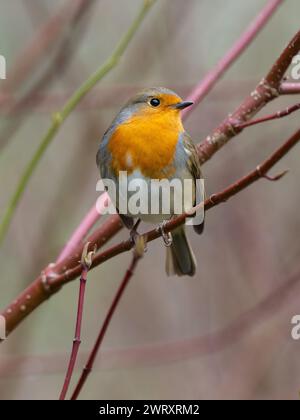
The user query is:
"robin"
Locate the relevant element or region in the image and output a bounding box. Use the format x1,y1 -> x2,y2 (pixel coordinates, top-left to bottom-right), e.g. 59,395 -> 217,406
97,87 -> 204,276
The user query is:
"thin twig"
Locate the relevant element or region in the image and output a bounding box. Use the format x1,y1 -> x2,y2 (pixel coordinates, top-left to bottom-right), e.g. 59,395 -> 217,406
71,237 -> 145,400
59,243 -> 96,400
235,103 -> 300,129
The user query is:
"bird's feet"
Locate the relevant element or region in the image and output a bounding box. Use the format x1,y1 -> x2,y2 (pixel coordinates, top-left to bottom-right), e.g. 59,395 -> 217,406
157,220 -> 173,247
129,219 -> 147,252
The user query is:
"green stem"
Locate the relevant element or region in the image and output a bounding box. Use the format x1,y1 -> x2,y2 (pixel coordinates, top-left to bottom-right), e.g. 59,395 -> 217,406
0,0 -> 155,245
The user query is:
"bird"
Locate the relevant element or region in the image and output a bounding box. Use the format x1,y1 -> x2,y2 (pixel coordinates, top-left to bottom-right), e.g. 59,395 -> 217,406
96,87 -> 204,276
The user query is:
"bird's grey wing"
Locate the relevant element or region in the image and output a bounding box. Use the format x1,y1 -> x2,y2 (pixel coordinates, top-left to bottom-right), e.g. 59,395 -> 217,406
96,129 -> 134,230
96,128 -> 111,180
183,132 -> 205,234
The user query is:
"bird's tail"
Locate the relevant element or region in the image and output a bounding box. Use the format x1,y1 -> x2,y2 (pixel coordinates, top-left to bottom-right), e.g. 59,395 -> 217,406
165,226 -> 196,276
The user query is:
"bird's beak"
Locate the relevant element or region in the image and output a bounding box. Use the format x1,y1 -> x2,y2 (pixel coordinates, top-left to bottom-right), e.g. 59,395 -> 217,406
173,101 -> 193,110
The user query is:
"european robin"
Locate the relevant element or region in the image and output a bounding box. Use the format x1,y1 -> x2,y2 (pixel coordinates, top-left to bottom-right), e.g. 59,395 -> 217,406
96,87 -> 204,276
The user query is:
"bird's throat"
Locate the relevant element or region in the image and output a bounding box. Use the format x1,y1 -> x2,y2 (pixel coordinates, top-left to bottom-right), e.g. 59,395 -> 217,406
108,112 -> 183,179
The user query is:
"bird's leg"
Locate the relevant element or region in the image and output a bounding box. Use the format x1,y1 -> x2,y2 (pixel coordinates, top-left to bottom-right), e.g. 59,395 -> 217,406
130,218 -> 141,241
129,219 -> 147,252
157,220 -> 173,247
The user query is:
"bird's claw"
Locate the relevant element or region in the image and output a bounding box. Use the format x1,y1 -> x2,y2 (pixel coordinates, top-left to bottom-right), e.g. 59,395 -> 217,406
157,221 -> 173,247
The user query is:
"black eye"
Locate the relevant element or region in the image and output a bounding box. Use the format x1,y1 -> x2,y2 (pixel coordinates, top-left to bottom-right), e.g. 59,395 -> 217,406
150,98 -> 160,107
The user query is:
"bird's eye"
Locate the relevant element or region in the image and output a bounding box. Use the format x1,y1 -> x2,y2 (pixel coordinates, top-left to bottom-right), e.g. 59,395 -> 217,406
149,98 -> 160,107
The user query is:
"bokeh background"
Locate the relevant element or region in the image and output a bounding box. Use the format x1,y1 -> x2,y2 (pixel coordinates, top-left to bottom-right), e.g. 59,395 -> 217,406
0,0 -> 300,400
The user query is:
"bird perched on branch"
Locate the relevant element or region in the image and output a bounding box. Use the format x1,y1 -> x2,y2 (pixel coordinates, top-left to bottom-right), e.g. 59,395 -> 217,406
97,87 -> 204,276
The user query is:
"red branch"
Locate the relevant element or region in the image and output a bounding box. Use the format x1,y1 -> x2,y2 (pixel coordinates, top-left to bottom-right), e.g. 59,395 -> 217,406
59,244 -> 96,400
235,102 -> 300,129
71,241 -> 144,400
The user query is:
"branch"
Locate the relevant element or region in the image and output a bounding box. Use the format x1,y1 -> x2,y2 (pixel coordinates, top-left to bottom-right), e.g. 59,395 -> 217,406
2,127 -> 299,339
0,0 -> 156,245
197,29 -> 300,163
235,102 -> 300,129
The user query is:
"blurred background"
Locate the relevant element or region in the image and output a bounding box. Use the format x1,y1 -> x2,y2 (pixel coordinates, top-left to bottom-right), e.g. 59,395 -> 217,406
0,0 -> 300,400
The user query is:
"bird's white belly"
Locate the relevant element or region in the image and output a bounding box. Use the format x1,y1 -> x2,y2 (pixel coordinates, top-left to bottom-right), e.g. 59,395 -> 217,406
113,169 -> 195,224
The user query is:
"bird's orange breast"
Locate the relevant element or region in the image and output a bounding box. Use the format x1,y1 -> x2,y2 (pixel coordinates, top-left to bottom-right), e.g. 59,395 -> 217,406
108,110 -> 183,179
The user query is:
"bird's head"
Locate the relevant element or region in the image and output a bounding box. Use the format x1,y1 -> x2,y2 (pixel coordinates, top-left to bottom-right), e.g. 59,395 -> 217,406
121,87 -> 193,120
